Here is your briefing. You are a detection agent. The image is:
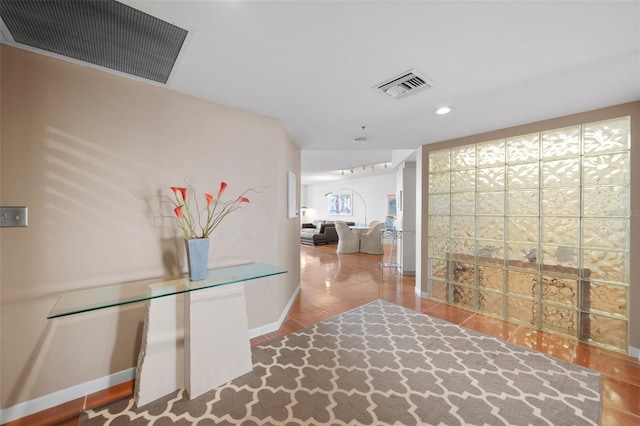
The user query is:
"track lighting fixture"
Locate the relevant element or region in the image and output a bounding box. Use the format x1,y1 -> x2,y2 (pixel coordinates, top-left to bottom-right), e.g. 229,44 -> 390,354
337,161 -> 392,176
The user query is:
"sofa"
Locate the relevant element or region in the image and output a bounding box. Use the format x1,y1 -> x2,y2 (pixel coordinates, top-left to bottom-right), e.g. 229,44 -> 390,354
300,220 -> 355,245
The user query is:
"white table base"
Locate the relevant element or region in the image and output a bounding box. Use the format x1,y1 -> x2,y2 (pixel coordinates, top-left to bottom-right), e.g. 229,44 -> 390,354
134,282 -> 252,407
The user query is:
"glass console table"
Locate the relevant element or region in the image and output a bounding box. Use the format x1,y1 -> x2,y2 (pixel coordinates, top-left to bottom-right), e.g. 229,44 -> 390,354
48,262 -> 286,318
48,262 -> 287,407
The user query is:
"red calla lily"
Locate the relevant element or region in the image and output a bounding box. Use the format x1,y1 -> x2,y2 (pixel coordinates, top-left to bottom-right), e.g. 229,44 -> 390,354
218,182 -> 227,197
205,193 -> 214,209
173,205 -> 184,219
169,182 -> 255,239
170,187 -> 187,201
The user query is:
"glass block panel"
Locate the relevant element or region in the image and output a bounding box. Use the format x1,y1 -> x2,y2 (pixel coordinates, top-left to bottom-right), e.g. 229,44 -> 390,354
507,217 -> 538,243
451,169 -> 476,192
508,296 -> 536,325
507,242 -> 538,270
542,187 -> 579,216
479,290 -> 503,316
538,276 -> 577,306
507,190 -> 539,216
451,239 -> 475,261
582,249 -> 628,284
429,172 -> 450,194
584,281 -> 627,316
542,218 -> 579,245
452,284 -> 475,308
583,153 -> 630,186
541,158 -> 580,187
426,116 -> 629,348
583,218 -> 628,250
583,186 -> 629,217
477,243 -> 504,265
478,266 -> 504,291
477,139 -> 505,166
429,149 -> 450,172
507,133 -> 539,163
430,279 -> 448,301
451,192 -> 475,215
541,126 -> 580,159
507,163 -> 539,188
451,145 -> 476,170
477,167 -> 505,190
582,313 -> 627,350
452,215 -> 475,239
429,215 -> 450,237
507,270 -> 537,297
477,216 -> 504,241
541,245 -> 579,272
477,191 -> 504,215
583,117 -> 630,154
428,258 -> 448,280
429,194 -> 450,215
429,237 -> 450,259
540,304 -> 577,337
452,262 -> 476,285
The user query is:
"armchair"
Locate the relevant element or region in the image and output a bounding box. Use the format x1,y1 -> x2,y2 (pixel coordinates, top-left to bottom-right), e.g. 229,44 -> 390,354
335,221 -> 360,253
360,222 -> 385,254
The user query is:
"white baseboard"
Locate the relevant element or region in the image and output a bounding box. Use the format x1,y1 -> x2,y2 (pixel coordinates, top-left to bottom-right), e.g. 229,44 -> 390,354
414,286 -> 430,298
0,284 -> 303,424
629,346 -> 640,360
0,368 -> 135,425
248,283 -> 301,338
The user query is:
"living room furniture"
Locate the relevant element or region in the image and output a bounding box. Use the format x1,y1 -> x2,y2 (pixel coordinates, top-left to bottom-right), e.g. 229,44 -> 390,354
360,221 -> 385,254
300,221 -> 354,245
48,262 -> 287,407
335,221 -> 360,253
380,229 -> 400,273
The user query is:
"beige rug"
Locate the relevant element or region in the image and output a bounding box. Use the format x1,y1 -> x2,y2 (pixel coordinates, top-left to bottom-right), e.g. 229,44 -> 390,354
80,299 -> 601,425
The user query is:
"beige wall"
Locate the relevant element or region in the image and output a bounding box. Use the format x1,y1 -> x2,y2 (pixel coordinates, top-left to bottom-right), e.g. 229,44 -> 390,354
418,102 -> 640,353
0,45 -> 301,408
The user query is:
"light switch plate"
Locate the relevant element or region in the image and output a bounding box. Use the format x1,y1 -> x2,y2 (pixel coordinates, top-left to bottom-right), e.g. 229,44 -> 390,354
0,206 -> 28,227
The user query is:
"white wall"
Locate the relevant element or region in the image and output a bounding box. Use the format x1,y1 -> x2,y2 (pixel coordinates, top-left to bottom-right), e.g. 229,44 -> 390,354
301,173 -> 396,226
0,45 -> 301,413
396,162 -> 416,275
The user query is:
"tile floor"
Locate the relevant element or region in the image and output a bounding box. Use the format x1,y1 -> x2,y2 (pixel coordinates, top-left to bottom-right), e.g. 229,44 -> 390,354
7,244 -> 639,425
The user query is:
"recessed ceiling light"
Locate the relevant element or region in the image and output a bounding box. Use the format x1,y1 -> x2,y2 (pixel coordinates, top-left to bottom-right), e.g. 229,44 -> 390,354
435,106 -> 453,115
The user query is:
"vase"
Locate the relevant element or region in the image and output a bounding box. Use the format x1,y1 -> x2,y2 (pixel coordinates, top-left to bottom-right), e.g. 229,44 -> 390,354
185,238 -> 210,281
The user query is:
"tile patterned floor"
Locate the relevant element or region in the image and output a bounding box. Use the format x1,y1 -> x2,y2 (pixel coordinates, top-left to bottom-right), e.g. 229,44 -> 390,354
7,244 -> 640,425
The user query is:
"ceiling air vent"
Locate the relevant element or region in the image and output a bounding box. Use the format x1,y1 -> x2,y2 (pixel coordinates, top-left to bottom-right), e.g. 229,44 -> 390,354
375,69 -> 433,99
0,0 -> 188,84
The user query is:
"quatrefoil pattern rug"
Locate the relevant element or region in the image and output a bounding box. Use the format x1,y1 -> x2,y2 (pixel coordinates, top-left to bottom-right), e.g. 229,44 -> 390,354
81,299 -> 601,425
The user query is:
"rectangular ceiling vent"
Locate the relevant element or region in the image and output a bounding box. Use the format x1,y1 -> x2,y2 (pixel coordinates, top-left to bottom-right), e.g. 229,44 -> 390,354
375,69 -> 433,99
0,0 -> 188,84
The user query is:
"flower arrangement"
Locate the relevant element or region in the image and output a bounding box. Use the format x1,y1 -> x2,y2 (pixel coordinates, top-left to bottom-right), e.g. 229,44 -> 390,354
170,182 -> 250,239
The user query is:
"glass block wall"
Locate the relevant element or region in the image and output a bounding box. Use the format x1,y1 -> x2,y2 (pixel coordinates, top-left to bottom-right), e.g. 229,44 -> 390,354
427,116 -> 630,352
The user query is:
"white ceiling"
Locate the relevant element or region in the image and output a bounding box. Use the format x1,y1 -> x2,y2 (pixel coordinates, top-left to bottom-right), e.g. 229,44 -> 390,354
2,1 -> 639,185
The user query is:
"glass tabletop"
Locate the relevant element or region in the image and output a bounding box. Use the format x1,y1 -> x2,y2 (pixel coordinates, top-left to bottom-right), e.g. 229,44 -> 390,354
48,262 -> 287,319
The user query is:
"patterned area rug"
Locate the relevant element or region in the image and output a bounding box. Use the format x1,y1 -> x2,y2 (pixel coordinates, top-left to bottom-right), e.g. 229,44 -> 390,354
80,300 -> 601,425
